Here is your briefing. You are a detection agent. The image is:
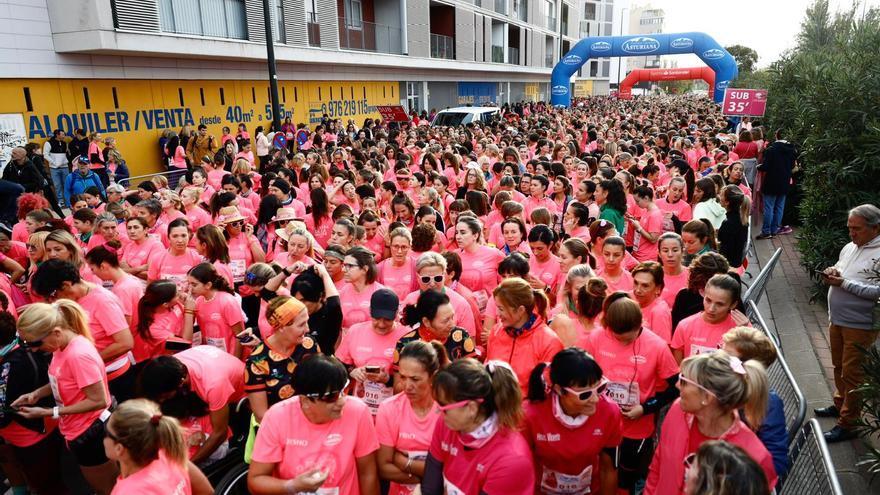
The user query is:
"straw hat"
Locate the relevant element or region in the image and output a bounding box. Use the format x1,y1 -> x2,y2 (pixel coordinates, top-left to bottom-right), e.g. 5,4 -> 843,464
271,207 -> 297,223
217,206 -> 246,225
275,220 -> 309,243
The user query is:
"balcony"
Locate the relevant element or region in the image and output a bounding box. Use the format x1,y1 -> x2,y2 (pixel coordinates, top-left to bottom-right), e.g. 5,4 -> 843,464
430,33 -> 454,59
307,12 -> 320,46
338,17 -> 404,55
492,45 -> 504,63
494,0 -> 508,15
508,47 -> 519,64
545,15 -> 556,30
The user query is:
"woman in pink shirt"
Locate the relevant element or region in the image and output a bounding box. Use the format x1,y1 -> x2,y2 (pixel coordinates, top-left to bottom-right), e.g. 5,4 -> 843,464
523,348 -> 623,495
337,288 -> 409,416
86,242 -> 145,326
339,246 -> 386,329
217,206 -> 265,284
498,217 -> 532,256
422,358 -> 534,495
121,217 -> 164,281
589,221 -> 638,274
132,280 -> 185,362
147,218 -> 204,292
377,341 -> 445,495
550,268 -> 602,347
158,190 -> 185,227
630,262 -> 673,343
683,441 -> 770,495
628,186 -> 664,262
44,229 -> 101,284
180,189 -> 212,234
248,354 -> 380,495
274,225 -> 318,269
104,399 -> 212,495
581,293 -> 680,494
456,216 -> 504,310
305,188 -> 334,249
193,225 -> 234,286
183,263 -> 244,357
13,301 -> 117,494
563,202 -> 593,244
183,166 -> 216,207
658,233 -> 690,308
671,274 -> 749,363
527,225 -> 563,300
598,236 -> 634,293
645,351 -> 777,494
378,228 -> 418,301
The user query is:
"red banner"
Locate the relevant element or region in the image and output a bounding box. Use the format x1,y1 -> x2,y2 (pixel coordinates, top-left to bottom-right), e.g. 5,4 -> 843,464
722,89 -> 768,117
375,105 -> 410,122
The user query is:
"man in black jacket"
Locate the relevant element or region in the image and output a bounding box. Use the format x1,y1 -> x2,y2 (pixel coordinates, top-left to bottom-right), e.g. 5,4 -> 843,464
756,129 -> 798,239
1,147 -> 44,193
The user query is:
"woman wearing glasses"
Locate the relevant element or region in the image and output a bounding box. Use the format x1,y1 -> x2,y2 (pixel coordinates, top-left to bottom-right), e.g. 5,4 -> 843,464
644,350 -> 777,495
13,301 -> 117,494
523,348 -> 623,495
378,228 -> 418,301
377,341 -> 446,495
338,246 -> 385,330
248,353 -> 380,495
217,206 -> 265,285
420,358 -> 534,495
580,293 -> 680,494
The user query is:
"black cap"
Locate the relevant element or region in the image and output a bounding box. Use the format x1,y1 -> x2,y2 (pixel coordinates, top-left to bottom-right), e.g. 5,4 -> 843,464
370,288 -> 399,320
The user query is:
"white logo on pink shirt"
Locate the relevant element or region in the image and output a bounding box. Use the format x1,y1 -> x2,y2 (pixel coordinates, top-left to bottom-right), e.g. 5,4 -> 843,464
629,355 -> 647,364
324,433 -> 342,447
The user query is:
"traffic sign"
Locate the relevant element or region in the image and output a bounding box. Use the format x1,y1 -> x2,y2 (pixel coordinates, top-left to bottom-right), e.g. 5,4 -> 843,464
722,89 -> 768,116
375,105 -> 410,123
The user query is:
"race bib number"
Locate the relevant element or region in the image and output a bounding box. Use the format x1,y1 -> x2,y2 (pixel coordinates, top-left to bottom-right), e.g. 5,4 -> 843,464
540,464 -> 593,494
361,380 -> 393,415
690,343 -> 719,357
302,488 -> 339,495
473,290 -> 489,312
206,336 -> 227,352
605,381 -> 640,408
230,259 -> 247,283
444,477 -> 467,495
48,375 -> 63,406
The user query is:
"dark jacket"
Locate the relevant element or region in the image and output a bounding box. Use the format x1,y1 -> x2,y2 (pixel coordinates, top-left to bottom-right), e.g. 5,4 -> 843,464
718,210 -> 749,268
0,347 -> 53,433
67,136 -> 89,162
757,140 -> 797,196
64,170 -> 105,205
1,158 -> 45,193
755,391 -> 791,479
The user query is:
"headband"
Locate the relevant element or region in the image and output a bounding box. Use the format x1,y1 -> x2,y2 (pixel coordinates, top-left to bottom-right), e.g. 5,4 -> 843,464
267,297 -> 306,329
103,243 -> 117,254
323,250 -> 346,262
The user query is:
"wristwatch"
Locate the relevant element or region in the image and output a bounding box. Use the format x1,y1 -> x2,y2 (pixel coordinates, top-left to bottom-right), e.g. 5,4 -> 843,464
52,406 -> 60,419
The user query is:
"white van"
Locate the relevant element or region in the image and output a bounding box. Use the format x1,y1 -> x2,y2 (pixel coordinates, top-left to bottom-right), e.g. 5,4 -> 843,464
431,106 -> 501,127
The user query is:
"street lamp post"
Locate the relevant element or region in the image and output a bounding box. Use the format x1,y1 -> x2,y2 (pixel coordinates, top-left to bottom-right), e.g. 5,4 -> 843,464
616,6 -> 629,90
263,0 -> 282,133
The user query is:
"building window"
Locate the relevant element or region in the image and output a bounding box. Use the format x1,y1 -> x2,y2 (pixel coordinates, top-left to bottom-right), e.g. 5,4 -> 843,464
584,2 -> 596,20
344,0 -> 363,29
513,0 -> 527,21
159,0 -> 247,39
406,82 -> 420,112
274,0 -> 285,42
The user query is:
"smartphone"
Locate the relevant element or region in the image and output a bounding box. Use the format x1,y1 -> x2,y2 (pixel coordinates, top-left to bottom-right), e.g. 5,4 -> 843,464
164,339 -> 192,352
365,365 -> 381,374
814,269 -> 828,276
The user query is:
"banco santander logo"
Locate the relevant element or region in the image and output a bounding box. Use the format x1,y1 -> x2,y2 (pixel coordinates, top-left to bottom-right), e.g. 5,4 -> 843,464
551,85 -> 568,96
671,37 -> 694,49
621,37 -> 660,54
703,48 -> 725,60
590,41 -> 611,52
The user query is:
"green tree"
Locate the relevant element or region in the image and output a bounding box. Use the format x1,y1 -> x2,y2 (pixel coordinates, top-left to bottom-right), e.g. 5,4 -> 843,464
724,44 -> 759,73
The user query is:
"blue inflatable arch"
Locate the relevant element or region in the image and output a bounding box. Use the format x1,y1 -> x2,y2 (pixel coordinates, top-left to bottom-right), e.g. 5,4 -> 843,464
550,32 -> 738,106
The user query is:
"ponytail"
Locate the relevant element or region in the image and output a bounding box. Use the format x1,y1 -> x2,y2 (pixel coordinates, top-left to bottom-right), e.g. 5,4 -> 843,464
137,281 -> 178,342
527,362 -> 551,402
485,360 -> 523,430
108,399 -> 187,467
742,359 -> 769,430
187,262 -> 234,295
701,218 -> 718,251
55,299 -> 93,340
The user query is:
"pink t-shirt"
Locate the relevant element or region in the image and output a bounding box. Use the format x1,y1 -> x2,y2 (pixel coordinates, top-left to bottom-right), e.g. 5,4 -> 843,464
175,345 -> 245,411
582,327 -> 679,439
376,393 -> 441,495
207,169 -> 230,191
429,421 -> 535,495
122,238 -> 164,270
195,291 -> 244,353
304,214 -> 333,249
661,268 -> 690,308
640,297 -> 673,343
457,246 -> 504,308
185,206 -> 212,234
77,285 -> 129,356
11,221 -> 28,243
48,335 -> 111,440
529,254 -> 562,292
336,321 -> 409,414
523,396 -> 623,494
597,268 -> 634,294
633,206 -> 664,262
110,450 -> 190,495
226,232 -> 255,284
657,197 -> 693,231
567,225 -> 592,244
401,288 -> 476,337
377,258 -> 418,302
147,249 -> 204,291
251,396 -> 379,495
111,274 -> 145,322
132,304 -> 184,363
338,281 -> 386,329
671,313 -> 738,359
523,195 -> 559,219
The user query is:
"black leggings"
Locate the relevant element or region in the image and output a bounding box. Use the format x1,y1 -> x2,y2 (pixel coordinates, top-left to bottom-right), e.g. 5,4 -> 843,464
617,436 -> 655,494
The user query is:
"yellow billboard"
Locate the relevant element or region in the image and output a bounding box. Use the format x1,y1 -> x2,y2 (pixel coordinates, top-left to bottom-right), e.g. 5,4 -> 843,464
0,79 -> 400,177
573,80 -> 593,97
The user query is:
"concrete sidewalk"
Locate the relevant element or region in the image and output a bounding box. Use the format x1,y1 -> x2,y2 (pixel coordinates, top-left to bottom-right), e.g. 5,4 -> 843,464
750,229 -> 880,493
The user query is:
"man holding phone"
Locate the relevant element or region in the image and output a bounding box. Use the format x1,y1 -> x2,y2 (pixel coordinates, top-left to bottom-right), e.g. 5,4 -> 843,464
814,204 -> 880,442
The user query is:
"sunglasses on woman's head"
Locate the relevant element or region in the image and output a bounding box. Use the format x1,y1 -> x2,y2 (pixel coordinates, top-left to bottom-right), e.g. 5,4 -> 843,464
304,380 -> 349,403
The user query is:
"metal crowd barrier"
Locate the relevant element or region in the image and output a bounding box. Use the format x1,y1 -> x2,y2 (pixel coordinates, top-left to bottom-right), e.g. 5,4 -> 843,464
117,169 -> 188,189
779,419 -> 844,495
743,247 -> 783,313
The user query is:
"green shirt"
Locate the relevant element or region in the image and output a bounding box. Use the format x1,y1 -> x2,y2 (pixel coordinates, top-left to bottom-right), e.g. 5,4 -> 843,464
599,204 -> 626,235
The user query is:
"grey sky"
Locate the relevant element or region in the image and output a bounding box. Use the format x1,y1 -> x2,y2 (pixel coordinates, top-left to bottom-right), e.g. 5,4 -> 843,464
630,0 -> 878,68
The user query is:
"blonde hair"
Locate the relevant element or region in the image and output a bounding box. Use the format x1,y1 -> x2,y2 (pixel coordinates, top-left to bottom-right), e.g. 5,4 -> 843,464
722,327 -> 777,369
18,300 -> 93,342
559,263 -> 595,311
232,159 -> 251,175
108,399 -> 187,467
45,229 -> 85,268
27,231 -> 50,262
159,190 -> 183,211
493,277 -> 549,321
151,175 -> 169,190
681,350 -> 769,430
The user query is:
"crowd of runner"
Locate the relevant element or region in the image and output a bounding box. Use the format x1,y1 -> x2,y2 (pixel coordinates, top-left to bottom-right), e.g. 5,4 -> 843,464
0,94 -> 792,495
